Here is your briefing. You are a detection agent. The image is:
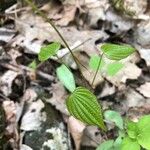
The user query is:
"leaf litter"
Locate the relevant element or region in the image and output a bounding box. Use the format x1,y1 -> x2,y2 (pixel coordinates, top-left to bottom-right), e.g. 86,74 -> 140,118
0,0 -> 150,149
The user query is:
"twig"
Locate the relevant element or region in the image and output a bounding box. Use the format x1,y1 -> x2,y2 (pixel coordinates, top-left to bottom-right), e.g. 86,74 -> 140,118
0,63 -> 55,81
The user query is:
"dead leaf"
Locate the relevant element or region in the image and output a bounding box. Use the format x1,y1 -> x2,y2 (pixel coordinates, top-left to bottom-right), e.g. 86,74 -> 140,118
46,82 -> 68,115
125,88 -> 146,107
134,20 -> 150,48
0,27 -> 16,43
20,144 -> 33,150
2,100 -> 19,149
82,126 -> 102,147
134,44 -> 150,66
20,99 -> 46,131
137,82 -> 150,98
0,70 -> 19,96
56,5 -> 77,26
68,116 -> 86,150
104,62 -> 142,88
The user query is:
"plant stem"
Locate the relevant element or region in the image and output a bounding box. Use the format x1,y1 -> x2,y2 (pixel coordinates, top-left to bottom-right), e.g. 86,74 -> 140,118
25,0 -> 88,86
91,53 -> 104,87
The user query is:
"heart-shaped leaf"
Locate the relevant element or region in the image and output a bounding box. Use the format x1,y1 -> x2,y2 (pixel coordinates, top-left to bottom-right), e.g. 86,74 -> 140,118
38,42 -> 61,61
66,87 -> 106,130
56,64 -> 76,92
101,43 -> 135,60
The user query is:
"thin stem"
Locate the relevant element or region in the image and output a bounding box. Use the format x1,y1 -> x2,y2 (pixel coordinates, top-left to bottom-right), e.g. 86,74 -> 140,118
36,38 -> 91,70
25,0 -> 86,77
91,53 -> 104,87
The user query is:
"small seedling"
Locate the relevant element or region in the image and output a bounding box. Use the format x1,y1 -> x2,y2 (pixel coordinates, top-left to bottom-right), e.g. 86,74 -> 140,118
97,111 -> 150,150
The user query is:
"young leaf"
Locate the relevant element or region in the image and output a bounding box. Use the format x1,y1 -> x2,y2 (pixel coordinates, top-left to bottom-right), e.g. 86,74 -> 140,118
38,42 -> 61,61
56,64 -> 76,93
104,110 -> 123,130
66,87 -> 106,130
106,62 -> 124,76
96,140 -> 114,150
89,55 -> 105,71
137,115 -> 150,150
121,137 -> 140,150
101,43 -> 135,60
28,60 -> 37,70
127,121 -> 139,139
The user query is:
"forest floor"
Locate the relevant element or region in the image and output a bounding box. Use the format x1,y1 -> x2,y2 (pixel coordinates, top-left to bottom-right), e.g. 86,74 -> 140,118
0,0 -> 150,150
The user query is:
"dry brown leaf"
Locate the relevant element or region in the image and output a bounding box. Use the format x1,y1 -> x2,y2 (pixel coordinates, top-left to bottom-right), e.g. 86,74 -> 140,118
134,44 -> 150,66
134,20 -> 150,48
104,62 -> 142,88
46,82 -> 68,115
56,5 -> 77,26
20,144 -> 33,150
2,100 -> 19,148
137,82 -> 150,98
20,99 -> 46,131
0,27 -> 16,43
0,70 -> 19,96
82,126 -> 102,147
125,88 -> 146,107
68,116 -> 86,150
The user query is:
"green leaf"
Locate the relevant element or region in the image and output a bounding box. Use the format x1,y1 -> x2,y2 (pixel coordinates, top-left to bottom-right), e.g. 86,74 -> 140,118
127,121 -> 139,139
113,136 -> 123,150
96,140 -> 114,150
66,87 -> 106,130
56,64 -> 76,92
89,55 -> 105,71
137,115 -> 150,150
104,110 -> 123,130
121,137 -> 140,150
28,60 -> 37,70
101,43 -> 135,60
106,62 -> 124,76
38,42 -> 61,61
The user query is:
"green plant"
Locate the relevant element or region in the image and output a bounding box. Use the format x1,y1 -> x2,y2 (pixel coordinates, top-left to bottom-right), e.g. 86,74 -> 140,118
26,1 -> 150,149
97,111 -> 150,150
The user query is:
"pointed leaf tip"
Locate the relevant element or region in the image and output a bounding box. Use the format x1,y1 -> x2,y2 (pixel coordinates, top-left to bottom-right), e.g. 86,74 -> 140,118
66,87 -> 106,131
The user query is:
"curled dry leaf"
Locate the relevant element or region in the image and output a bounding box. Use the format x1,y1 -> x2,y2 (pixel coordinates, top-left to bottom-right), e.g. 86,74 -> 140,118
68,116 -> 86,150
